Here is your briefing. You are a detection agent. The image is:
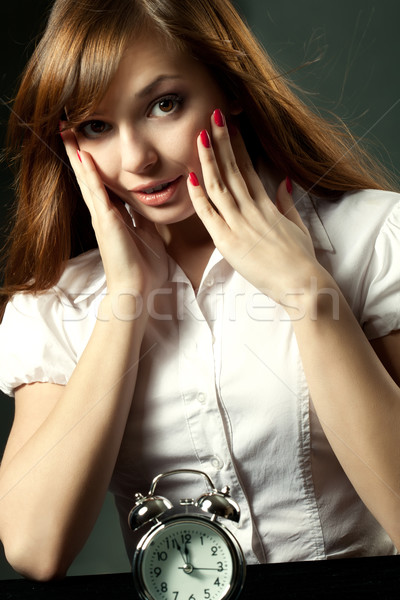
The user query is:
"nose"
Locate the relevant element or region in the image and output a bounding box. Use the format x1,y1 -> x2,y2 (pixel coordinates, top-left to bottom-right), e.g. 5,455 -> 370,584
119,126 -> 158,174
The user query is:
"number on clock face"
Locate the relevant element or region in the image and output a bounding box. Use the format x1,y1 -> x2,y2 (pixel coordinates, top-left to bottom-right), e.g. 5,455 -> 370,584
138,518 -> 239,600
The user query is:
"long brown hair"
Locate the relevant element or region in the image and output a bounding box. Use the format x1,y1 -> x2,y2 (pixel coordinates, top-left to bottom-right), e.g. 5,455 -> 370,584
0,0 -> 393,316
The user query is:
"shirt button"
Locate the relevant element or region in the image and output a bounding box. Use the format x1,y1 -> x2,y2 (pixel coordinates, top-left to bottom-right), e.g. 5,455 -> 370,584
197,392 -> 206,404
205,277 -> 214,287
210,455 -> 224,470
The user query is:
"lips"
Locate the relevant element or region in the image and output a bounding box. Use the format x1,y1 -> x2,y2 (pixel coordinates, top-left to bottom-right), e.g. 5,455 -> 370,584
131,176 -> 182,207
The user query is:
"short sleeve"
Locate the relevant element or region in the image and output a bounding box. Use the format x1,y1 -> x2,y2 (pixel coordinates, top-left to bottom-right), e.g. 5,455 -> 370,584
299,189 -> 400,341
0,249 -> 106,397
360,200 -> 400,339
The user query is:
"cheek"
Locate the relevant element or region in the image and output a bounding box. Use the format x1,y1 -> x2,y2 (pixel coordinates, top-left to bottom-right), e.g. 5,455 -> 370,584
177,135 -> 201,171
166,114 -> 208,168
87,147 -> 120,186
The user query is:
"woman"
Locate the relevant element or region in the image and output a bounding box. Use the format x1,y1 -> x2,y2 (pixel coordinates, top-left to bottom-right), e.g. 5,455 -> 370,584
0,0 -> 399,581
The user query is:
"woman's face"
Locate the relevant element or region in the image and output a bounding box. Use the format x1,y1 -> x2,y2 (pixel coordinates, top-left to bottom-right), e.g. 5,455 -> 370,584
74,33 -> 231,225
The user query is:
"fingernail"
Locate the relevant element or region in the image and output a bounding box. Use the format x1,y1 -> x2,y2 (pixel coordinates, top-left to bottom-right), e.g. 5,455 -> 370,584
58,121 -> 64,139
77,149 -> 82,163
213,108 -> 224,127
200,129 -> 211,148
189,172 -> 199,186
286,176 -> 293,195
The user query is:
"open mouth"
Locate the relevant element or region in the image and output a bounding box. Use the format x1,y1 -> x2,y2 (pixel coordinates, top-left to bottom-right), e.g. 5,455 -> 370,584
132,176 -> 182,207
142,181 -> 172,194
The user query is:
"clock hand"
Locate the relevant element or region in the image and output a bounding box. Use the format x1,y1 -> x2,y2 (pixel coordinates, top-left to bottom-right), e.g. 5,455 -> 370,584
175,541 -> 186,563
183,542 -> 190,564
178,567 -> 220,571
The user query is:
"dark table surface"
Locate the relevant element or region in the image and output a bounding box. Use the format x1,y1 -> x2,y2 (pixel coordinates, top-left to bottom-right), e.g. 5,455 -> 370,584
2,555 -> 400,599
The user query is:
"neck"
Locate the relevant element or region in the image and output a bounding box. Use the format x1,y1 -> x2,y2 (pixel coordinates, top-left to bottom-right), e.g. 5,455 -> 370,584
157,214 -> 215,289
157,212 -> 210,247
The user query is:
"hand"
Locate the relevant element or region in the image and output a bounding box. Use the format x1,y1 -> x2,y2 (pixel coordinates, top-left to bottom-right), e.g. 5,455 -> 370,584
61,128 -> 168,299
187,111 -> 324,308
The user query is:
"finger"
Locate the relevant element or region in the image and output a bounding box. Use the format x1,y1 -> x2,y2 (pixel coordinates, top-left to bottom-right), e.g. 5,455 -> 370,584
208,110 -> 250,210
275,178 -> 309,233
210,112 -> 283,237
60,126 -> 80,165
60,127 -> 92,205
225,120 -> 270,206
196,129 -> 246,230
62,130 -> 94,218
187,171 -> 232,244
61,131 -> 109,217
211,112 -> 277,229
60,126 -> 108,212
75,152 -> 109,217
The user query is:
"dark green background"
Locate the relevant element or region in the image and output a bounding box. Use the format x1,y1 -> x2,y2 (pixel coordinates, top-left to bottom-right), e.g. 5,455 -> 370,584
1,0 -> 399,580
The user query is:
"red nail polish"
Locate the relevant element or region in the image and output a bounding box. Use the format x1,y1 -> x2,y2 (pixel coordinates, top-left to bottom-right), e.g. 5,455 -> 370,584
77,149 -> 82,163
286,176 -> 293,195
189,172 -> 199,186
200,129 -> 211,148
213,109 -> 224,127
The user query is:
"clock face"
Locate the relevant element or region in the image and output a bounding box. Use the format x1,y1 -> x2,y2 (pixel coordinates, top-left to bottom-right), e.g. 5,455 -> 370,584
134,516 -> 244,600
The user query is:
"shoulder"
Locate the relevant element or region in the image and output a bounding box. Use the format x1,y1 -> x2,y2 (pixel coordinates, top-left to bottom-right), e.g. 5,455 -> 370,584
296,188 -> 400,337
1,249 -> 105,324
0,250 -> 106,395
3,248 -> 105,339
295,187 -> 400,256
54,248 -> 105,304
313,188 -> 398,244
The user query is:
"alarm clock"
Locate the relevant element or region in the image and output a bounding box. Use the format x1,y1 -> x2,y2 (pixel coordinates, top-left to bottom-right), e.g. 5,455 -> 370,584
128,469 -> 246,600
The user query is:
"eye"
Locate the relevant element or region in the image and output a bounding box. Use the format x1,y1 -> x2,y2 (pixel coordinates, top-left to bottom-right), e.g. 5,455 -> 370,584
149,94 -> 184,118
77,120 -> 112,139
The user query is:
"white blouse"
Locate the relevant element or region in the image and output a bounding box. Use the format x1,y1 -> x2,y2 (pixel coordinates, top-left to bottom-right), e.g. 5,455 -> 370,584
1,187 -> 399,564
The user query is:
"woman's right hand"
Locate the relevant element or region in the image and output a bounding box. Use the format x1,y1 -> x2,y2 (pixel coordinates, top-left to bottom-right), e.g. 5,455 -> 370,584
62,128 -> 168,301
0,127 -> 169,581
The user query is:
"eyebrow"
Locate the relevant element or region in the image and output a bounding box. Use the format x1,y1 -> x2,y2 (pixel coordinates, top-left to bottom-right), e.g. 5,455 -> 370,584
83,74 -> 186,121
136,74 -> 185,98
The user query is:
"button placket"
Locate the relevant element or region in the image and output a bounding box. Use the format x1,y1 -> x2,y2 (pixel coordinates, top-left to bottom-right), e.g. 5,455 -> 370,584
179,301 -> 229,474
175,269 -> 264,565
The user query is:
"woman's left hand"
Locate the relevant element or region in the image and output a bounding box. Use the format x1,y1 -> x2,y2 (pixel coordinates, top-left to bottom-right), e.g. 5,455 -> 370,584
187,113 -> 400,550
187,110 -> 325,308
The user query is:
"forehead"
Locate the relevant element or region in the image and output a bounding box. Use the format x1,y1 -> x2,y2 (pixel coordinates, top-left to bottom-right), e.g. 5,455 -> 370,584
96,33 -> 219,106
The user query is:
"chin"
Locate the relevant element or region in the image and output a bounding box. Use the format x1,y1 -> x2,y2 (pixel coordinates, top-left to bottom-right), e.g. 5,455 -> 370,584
135,203 -> 196,225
